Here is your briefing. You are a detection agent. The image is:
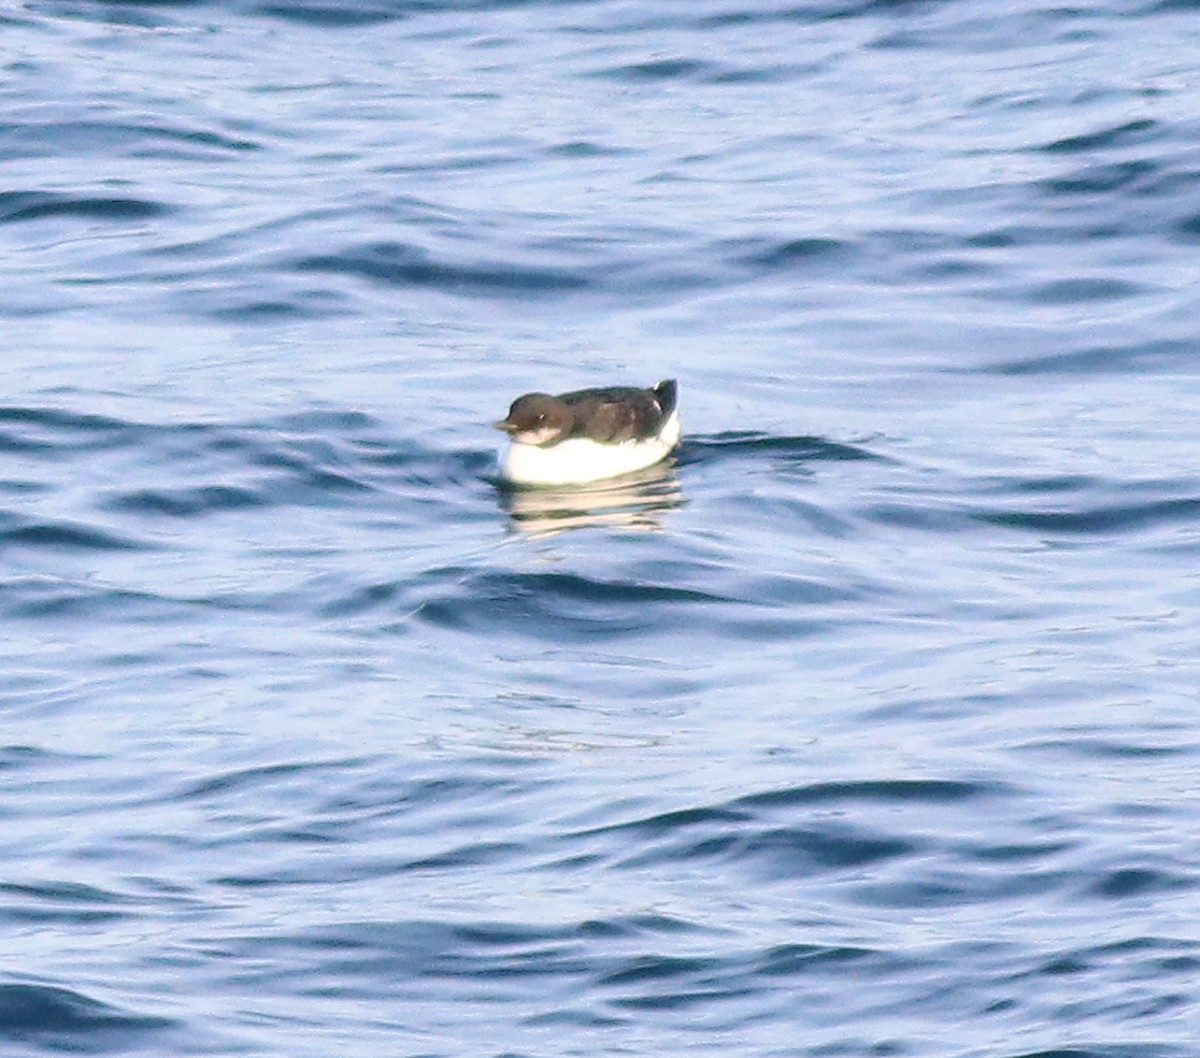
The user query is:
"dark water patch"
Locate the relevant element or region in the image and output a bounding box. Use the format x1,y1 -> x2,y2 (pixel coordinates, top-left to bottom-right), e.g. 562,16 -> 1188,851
998,1041 -> 1176,1050
1000,474 -> 1102,496
1,519 -> 152,554
598,952 -> 723,985
1023,277 -> 1144,305
0,190 -> 171,225
226,914 -> 713,995
105,484 -> 266,518
403,840 -> 525,872
979,339 -> 1197,375
0,744 -> 96,774
1037,160 -> 1158,196
0,405 -> 145,455
1070,937 -> 1200,975
0,478 -> 50,496
965,220 -> 1125,250
276,410 -> 380,432
1131,162 -> 1200,200
321,768 -> 541,821
545,141 -> 635,159
1036,118 -> 1162,154
258,461 -> 375,500
0,118 -> 261,160
680,433 -> 879,467
755,943 -> 878,977
861,499 -> 974,534
1,578 -> 185,621
583,805 -> 752,840
232,436 -> 380,503
36,409 -> 492,516
293,241 -> 590,297
0,881 -> 134,926
1018,735 -> 1195,760
966,839 -> 1075,863
0,407 -> 412,524
703,61 -> 825,85
251,1 -> 402,26
736,778 -> 1002,810
972,495 -> 1200,536
616,822 -> 917,877
0,983 -> 176,1048
221,915 -> 893,1016
318,578 -> 408,619
567,783 -> 995,881
1171,210 -> 1200,242
369,443 -> 496,489
587,58 -> 717,82
606,0 -> 952,28
207,294 -> 355,322
235,0 -> 575,19
174,758 -> 359,803
1089,866 -> 1194,900
416,568 -> 734,640
732,235 -> 852,273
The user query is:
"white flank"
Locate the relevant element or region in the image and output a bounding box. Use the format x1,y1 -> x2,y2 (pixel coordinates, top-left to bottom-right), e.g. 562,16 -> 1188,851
499,411 -> 681,487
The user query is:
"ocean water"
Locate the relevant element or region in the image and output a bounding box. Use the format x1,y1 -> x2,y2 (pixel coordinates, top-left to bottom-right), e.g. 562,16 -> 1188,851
4,0 -> 1200,1055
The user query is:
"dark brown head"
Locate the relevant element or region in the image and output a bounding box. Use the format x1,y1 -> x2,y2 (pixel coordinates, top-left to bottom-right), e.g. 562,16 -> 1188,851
493,393 -> 574,446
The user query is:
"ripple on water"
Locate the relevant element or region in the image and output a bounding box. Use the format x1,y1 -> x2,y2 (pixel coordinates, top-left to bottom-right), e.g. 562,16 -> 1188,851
0,191 -> 171,224
0,984 -> 177,1051
292,241 -> 592,297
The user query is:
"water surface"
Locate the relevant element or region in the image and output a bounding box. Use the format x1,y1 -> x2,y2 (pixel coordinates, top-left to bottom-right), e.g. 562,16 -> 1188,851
3,0 -> 1200,1055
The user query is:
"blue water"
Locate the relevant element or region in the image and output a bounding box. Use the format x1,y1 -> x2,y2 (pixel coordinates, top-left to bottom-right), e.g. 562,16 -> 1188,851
4,1 -> 1200,1055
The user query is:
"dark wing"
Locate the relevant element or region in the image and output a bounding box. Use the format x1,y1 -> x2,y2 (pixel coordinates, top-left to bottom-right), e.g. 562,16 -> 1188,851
558,385 -> 672,443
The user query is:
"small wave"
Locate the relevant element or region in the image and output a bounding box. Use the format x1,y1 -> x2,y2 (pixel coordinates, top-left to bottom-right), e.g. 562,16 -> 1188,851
416,568 -> 735,640
0,983 -> 176,1046
0,578 -> 182,621
0,191 -> 170,225
981,339 -> 1195,375
0,406 -> 143,455
1036,159 -> 1157,196
563,779 -> 1001,883
680,432 -> 880,465
1022,277 -> 1145,305
217,915 -> 887,1017
0,118 -> 260,161
292,241 -> 591,297
0,881 -> 133,927
250,2 -> 401,27
973,496 -> 1200,535
105,485 -> 265,519
0,520 -> 152,554
586,58 -> 719,83
1089,865 -> 1193,900
731,235 -> 853,273
1037,117 -> 1162,154
734,778 -> 1002,808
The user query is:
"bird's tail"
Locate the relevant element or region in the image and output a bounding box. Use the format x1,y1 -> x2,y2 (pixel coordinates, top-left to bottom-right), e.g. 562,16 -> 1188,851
654,379 -> 678,417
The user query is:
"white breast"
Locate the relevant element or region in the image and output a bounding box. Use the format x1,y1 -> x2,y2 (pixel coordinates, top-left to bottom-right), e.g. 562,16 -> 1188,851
499,412 -> 681,486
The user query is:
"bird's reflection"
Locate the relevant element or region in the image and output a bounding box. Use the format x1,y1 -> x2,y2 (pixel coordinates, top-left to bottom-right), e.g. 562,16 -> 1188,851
499,459 -> 684,536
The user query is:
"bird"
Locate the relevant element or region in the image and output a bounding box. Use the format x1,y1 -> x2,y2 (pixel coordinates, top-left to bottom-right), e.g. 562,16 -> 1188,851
494,379 -> 680,486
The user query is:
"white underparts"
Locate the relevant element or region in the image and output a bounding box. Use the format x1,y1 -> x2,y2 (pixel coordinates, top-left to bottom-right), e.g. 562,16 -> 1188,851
499,412 -> 681,486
